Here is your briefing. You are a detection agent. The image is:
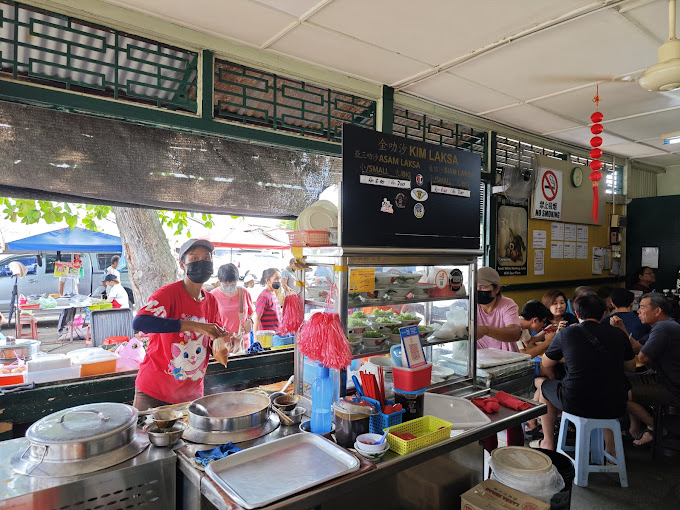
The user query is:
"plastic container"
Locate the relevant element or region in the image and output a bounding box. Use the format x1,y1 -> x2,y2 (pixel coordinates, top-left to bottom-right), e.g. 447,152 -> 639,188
25,365 -> 81,384
104,336 -> 129,345
67,348 -> 119,376
333,396 -> 376,448
310,364 -> 333,434
392,363 -> 432,391
27,354 -> 71,372
536,448 -> 575,510
362,396 -> 405,434
490,446 -> 565,505
393,389 -> 425,422
384,415 -> 452,455
422,393 -> 491,430
255,330 -> 275,349
0,372 -> 25,386
287,230 -> 330,247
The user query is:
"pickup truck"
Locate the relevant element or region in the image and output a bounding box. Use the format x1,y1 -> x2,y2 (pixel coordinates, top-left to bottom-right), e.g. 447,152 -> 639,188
0,252 -> 133,315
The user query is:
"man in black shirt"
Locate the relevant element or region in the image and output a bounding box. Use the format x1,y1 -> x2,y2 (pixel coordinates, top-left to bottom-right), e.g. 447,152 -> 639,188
535,294 -> 636,450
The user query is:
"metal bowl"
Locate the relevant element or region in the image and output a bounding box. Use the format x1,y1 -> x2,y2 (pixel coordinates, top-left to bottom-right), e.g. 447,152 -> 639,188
273,394 -> 300,412
282,406 -> 306,425
145,422 -> 187,447
151,409 -> 184,430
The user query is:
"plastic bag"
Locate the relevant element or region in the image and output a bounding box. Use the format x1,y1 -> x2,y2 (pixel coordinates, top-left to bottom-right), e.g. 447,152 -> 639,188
211,337 -> 230,366
280,294 -> 304,335
297,312 -> 351,369
115,338 -> 146,371
491,459 -> 565,504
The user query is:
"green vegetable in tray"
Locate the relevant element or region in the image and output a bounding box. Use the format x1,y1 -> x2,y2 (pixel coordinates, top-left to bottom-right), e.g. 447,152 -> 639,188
418,325 -> 434,332
375,316 -> 398,324
395,313 -> 418,320
348,319 -> 368,328
394,276 -> 412,285
362,331 -> 384,338
372,309 -> 395,317
349,311 -> 367,318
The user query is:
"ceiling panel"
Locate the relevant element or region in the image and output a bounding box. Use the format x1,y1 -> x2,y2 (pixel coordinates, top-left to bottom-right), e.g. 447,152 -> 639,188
269,23 -> 432,83
253,0 -> 323,17
103,0 -> 296,46
532,80 -> 680,124
484,104 -> 581,135
604,108 -> 680,140
308,0 -> 595,65
402,72 -> 519,114
601,142 -> 663,158
452,10 -> 659,101
623,0 -> 680,42
636,137 -> 679,151
634,153 -> 680,166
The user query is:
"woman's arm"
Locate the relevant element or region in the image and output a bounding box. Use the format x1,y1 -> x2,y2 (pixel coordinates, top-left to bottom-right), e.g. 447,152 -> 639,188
253,314 -> 262,332
477,324 -> 522,343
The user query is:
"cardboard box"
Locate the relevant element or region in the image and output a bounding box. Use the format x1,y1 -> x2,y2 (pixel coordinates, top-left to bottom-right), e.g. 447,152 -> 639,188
461,479 -> 549,510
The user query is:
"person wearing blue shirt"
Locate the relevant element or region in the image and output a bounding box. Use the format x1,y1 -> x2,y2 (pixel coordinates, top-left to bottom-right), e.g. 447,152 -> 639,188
602,288 -> 650,343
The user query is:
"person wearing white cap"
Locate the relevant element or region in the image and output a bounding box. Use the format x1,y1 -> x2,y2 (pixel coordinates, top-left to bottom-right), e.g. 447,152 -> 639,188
476,266 -> 522,352
131,238 -> 228,411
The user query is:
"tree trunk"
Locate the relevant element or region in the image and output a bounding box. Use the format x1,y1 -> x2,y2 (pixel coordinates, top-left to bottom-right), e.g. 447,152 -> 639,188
113,207 -> 179,306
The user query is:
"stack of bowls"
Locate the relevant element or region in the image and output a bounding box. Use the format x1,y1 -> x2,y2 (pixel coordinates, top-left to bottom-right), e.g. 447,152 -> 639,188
354,433 -> 390,460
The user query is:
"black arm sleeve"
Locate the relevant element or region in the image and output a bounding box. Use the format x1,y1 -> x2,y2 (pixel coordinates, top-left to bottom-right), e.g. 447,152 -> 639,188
132,314 -> 181,334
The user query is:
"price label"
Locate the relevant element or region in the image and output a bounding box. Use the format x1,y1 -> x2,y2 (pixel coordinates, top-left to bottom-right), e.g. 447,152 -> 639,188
399,325 -> 426,368
360,175 -> 411,189
349,268 -> 375,292
431,184 -> 471,198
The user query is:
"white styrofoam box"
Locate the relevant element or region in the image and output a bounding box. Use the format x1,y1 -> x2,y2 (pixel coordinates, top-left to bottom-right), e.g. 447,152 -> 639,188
25,365 -> 81,384
27,354 -> 72,372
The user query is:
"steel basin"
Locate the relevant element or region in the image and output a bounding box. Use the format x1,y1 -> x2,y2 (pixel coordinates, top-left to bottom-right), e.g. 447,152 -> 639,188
189,391 -> 271,432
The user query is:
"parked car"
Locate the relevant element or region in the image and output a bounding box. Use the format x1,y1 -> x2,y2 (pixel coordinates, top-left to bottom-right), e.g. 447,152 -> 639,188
0,252 -> 133,315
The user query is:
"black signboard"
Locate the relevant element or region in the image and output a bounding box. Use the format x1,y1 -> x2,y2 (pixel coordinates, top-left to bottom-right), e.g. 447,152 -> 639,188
341,124 -> 481,249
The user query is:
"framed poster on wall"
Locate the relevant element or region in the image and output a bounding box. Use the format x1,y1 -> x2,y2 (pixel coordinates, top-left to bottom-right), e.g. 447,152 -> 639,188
497,196 -> 528,276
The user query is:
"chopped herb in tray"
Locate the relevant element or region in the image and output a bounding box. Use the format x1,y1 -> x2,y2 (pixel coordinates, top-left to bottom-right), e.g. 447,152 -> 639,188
372,309 -> 395,317
362,331 -> 384,338
375,317 -> 398,324
348,319 -> 369,328
395,313 -> 418,320
349,311 -> 367,319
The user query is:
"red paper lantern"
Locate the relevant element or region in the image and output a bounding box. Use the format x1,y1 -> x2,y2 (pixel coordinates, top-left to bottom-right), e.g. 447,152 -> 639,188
590,136 -> 603,147
591,111 -> 603,123
589,160 -> 603,171
590,148 -> 603,159
589,170 -> 603,182
591,124 -> 603,135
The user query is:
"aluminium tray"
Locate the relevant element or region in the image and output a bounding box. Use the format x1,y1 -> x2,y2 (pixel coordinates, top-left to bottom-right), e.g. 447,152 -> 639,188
205,433 -> 360,509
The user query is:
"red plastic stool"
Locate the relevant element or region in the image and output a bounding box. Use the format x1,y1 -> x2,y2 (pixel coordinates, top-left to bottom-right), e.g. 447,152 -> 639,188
104,336 -> 129,345
17,315 -> 39,339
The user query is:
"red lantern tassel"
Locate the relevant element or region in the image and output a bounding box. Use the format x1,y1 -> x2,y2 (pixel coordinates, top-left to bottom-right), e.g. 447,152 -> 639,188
591,182 -> 599,221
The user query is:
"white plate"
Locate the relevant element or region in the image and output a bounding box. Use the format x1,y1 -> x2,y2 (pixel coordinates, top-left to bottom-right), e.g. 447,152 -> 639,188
312,200 -> 338,216
297,206 -> 337,231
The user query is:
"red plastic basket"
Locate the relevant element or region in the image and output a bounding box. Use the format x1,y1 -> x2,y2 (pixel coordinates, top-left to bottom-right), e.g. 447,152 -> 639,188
392,363 -> 433,392
287,230 -> 330,247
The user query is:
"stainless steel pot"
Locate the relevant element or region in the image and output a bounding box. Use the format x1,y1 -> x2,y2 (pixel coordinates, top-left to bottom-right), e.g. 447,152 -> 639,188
189,391 -> 271,432
0,337 -> 40,363
25,403 -> 138,462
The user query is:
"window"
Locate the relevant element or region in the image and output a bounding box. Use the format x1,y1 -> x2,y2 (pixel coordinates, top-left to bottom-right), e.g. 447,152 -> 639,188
45,254 -> 72,274
570,156 -> 622,195
0,256 -> 37,277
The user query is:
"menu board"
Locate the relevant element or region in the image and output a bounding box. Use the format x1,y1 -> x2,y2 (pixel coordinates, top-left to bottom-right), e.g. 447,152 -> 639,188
341,124 -> 481,249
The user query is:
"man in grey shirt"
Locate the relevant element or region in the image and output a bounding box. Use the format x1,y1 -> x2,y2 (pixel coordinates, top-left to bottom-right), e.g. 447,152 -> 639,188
281,258 -> 300,294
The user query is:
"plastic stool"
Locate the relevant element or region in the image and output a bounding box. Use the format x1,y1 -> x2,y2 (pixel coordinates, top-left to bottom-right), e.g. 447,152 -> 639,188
17,315 -> 38,339
556,411 -> 628,488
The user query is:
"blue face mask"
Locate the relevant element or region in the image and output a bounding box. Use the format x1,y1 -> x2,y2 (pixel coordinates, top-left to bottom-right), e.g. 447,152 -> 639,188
221,284 -> 237,294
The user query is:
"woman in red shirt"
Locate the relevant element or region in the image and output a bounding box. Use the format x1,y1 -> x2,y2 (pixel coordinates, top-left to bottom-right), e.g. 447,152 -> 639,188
210,263 -> 254,354
253,268 -> 283,333
132,239 -> 227,411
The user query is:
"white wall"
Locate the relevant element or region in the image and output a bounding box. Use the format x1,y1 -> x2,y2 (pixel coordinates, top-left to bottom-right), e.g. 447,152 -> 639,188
657,165 -> 680,196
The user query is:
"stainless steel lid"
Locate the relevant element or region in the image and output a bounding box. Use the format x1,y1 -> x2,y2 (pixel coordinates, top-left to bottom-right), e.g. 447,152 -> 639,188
27,403 -> 137,445
0,337 -> 40,360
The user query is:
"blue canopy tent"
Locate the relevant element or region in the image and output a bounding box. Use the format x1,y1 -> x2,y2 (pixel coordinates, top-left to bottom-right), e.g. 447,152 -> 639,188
6,227 -> 122,252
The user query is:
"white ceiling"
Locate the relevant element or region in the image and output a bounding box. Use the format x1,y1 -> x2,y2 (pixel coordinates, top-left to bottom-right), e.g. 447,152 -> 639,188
101,0 -> 680,167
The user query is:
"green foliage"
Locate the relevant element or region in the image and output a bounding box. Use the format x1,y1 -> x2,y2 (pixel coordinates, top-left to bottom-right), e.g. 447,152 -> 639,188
278,219 -> 296,230
1,198 -> 215,237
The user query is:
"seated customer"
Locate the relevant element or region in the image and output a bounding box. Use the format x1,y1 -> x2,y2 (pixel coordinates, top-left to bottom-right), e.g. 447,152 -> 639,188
531,289 -> 578,345
626,293 -> 680,446
603,288 -> 650,349
518,300 -> 555,358
566,286 -> 597,316
476,267 -> 522,352
535,294 -> 636,450
629,266 -> 656,294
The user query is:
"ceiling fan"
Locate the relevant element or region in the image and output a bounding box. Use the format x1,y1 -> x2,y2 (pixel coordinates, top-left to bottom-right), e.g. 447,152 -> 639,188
638,0 -> 680,91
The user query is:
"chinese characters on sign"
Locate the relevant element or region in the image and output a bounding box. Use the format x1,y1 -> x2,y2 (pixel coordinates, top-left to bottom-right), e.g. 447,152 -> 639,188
532,168 -> 563,220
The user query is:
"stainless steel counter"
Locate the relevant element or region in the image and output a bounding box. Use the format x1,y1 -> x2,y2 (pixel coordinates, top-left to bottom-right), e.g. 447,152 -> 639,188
0,432 -> 177,510
178,388 -> 546,510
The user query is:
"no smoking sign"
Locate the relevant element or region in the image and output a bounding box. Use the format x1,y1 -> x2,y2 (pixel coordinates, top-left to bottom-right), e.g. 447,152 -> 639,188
532,168 -> 562,220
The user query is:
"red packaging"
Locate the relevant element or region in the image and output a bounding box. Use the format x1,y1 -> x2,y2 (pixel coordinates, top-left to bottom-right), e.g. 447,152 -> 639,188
392,363 -> 432,392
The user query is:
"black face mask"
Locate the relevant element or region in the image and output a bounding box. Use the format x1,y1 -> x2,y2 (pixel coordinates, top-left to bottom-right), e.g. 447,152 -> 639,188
271,282 -> 281,290
185,260 -> 213,284
477,290 -> 495,305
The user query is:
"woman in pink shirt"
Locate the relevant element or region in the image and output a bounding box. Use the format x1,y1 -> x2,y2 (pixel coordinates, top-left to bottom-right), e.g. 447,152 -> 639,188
475,266 -> 522,351
210,264 -> 254,354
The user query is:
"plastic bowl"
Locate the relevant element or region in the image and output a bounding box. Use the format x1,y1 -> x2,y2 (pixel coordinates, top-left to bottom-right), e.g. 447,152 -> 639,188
395,317 -> 422,326
385,287 -> 413,299
372,320 -> 401,332
274,394 -> 300,412
355,433 -> 390,452
367,356 -> 393,372
374,273 -> 397,286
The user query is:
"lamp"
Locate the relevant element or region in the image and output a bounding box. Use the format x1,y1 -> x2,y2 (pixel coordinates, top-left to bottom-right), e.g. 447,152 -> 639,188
663,130 -> 680,144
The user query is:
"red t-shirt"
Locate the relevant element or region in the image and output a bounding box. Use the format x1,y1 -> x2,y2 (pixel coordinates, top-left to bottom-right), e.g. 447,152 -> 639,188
135,281 -> 224,404
255,289 -> 282,332
210,287 -> 254,334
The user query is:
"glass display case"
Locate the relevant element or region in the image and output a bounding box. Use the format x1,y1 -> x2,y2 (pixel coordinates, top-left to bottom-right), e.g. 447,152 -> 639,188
293,247 -> 480,401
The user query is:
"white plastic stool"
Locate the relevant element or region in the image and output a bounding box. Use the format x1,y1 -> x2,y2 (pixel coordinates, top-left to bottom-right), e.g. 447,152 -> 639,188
556,411 -> 628,488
